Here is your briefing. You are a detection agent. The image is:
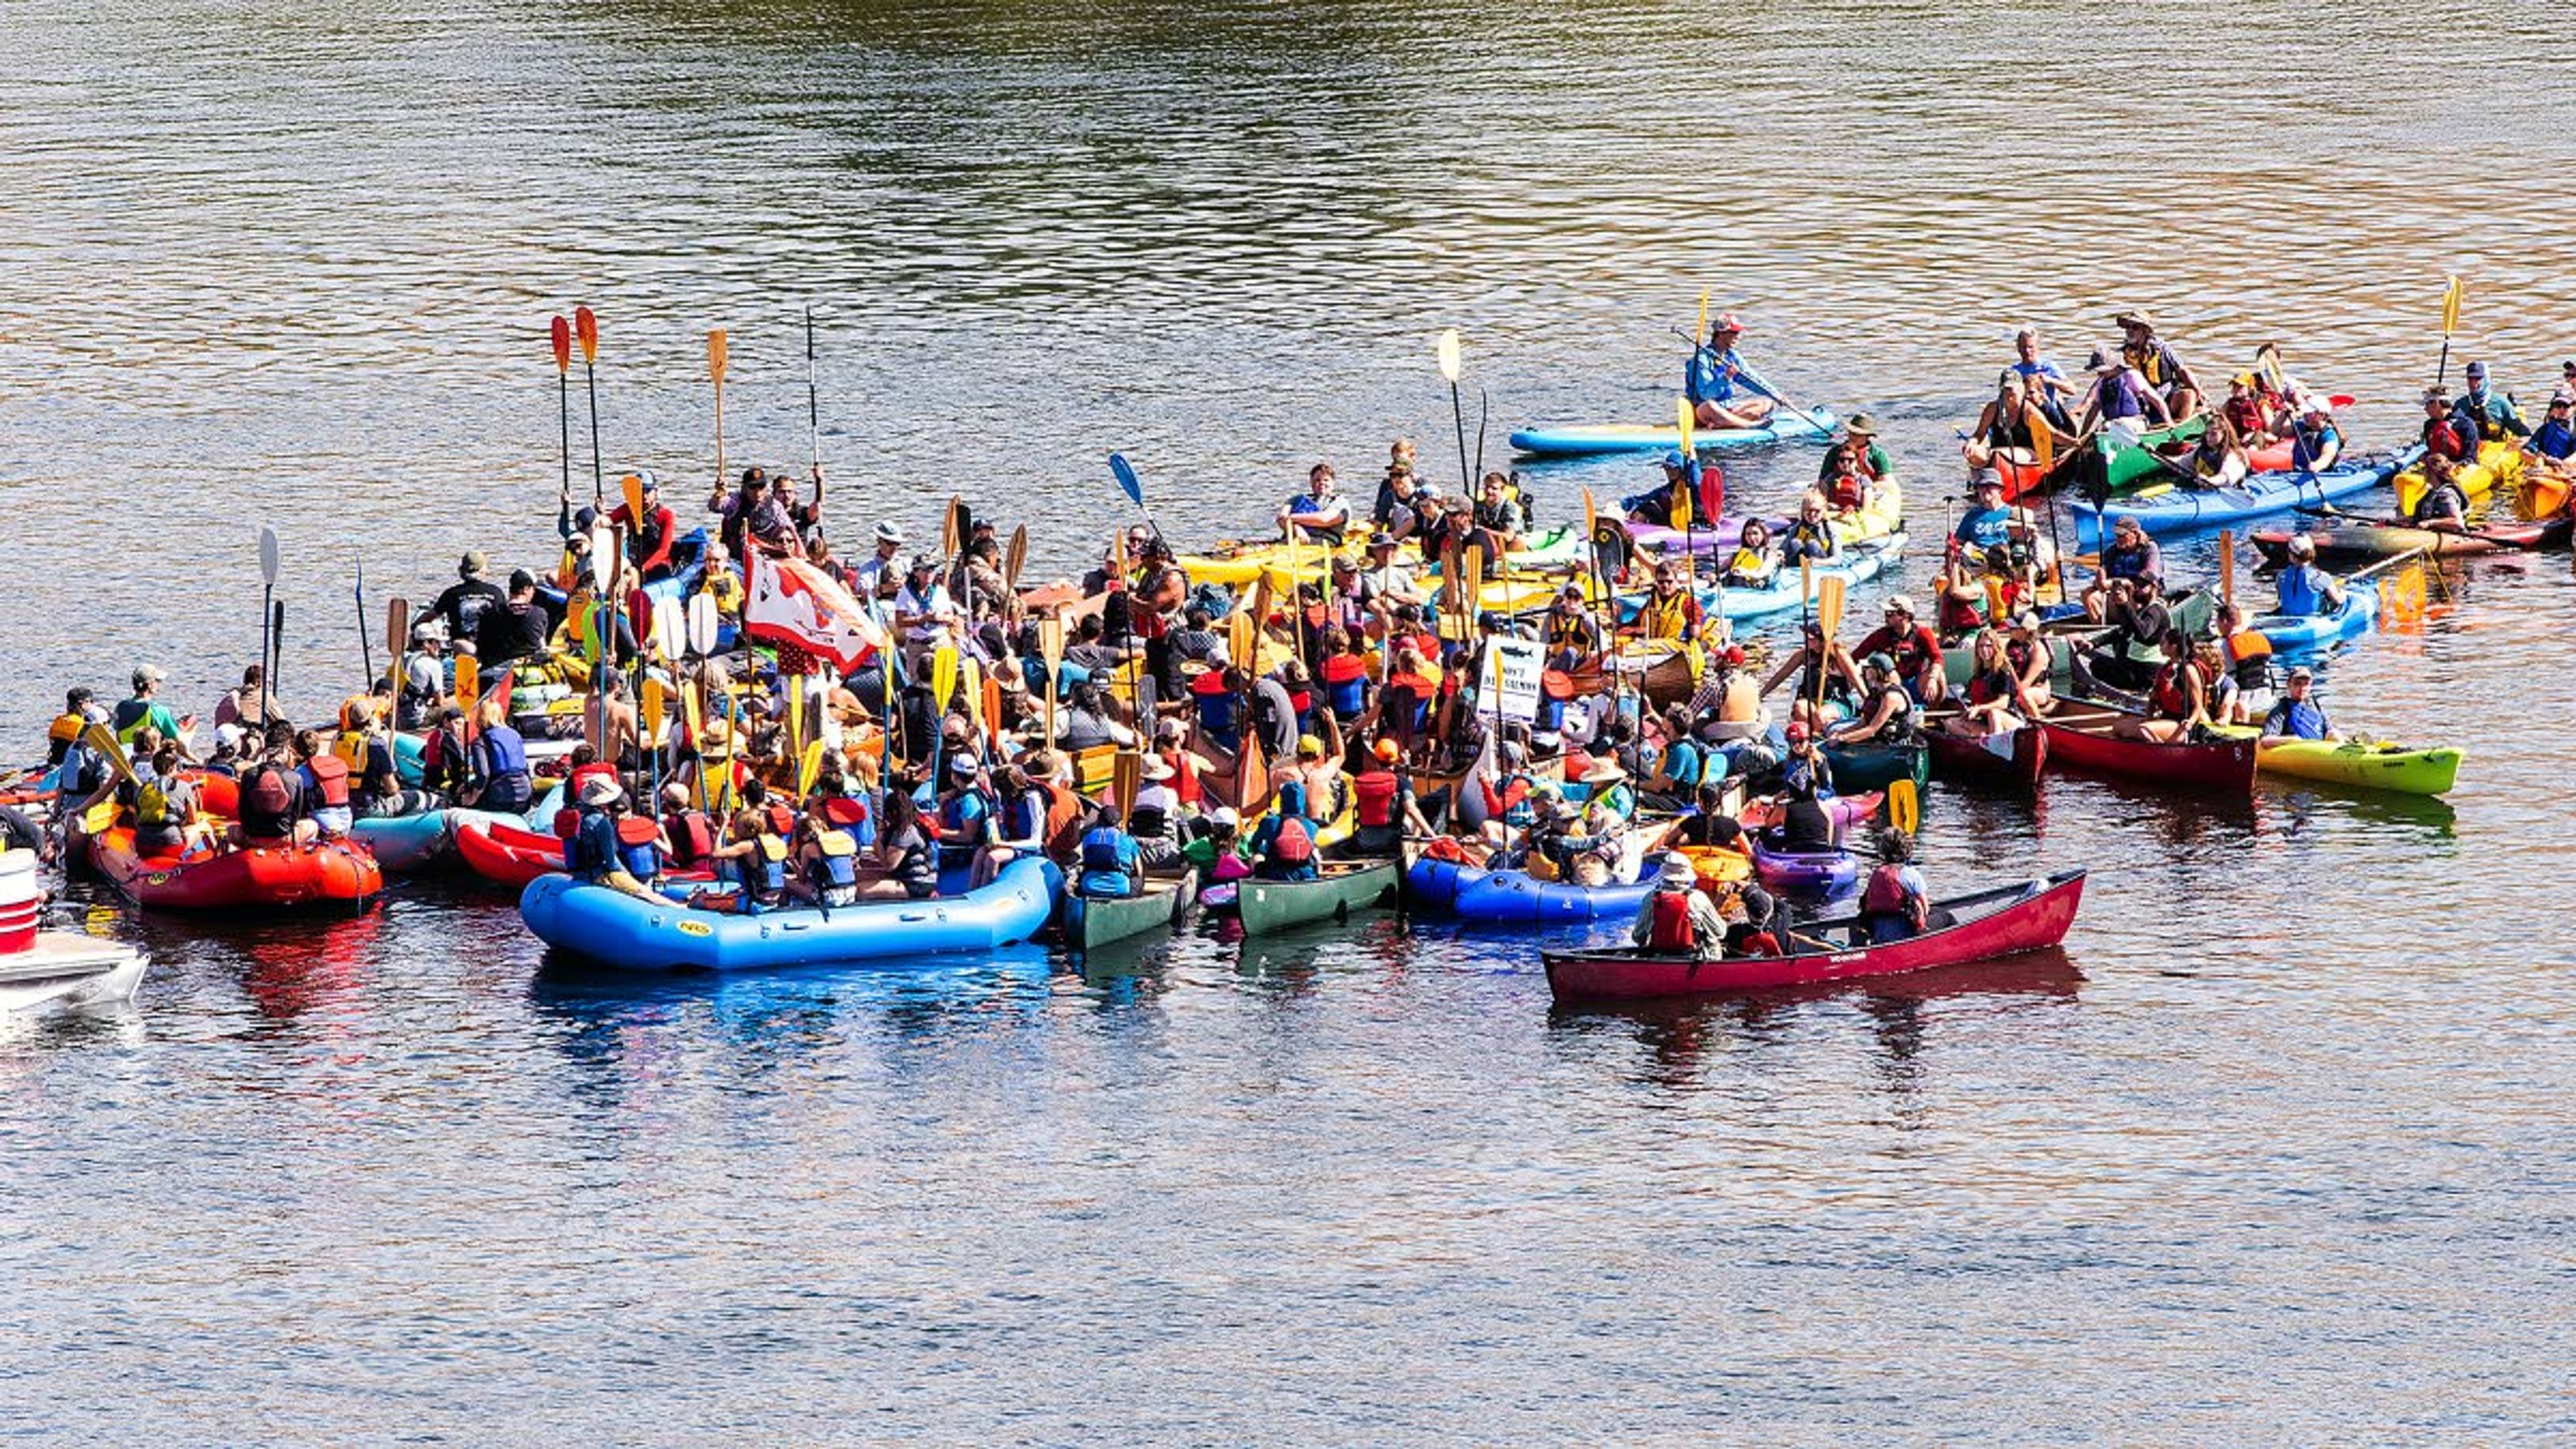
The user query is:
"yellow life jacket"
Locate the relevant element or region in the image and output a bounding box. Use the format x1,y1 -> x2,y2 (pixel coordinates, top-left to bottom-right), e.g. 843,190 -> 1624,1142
1639,588 -> 1695,640
48,713 -> 85,747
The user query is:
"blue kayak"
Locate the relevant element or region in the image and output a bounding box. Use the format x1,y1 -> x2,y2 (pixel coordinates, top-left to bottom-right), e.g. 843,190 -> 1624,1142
1509,409 -> 1840,458
1613,535 -> 1906,624
1406,854 -> 1673,924
2251,578 -> 2379,651
2070,449 -> 2418,544
518,857 -> 1062,973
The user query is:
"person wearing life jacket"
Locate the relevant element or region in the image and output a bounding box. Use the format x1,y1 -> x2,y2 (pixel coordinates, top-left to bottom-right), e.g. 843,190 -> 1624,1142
1623,451 -> 1719,531
1858,829 -> 1931,945
2114,308 -> 2201,421
229,739 -> 312,850
1945,631 -> 2039,738
1817,413 -> 1894,492
874,788 -> 939,900
934,754 -> 996,879
1075,804 -> 1144,900
1181,805 -> 1252,890
290,728 -> 354,839
2114,633 -> 2213,745
1631,854 -> 1723,960
1722,519 -> 1779,588
1764,622 -> 1861,735
1191,665 -> 1246,757
2418,388 -> 2475,462
2403,452 -> 2472,529
1685,313 -> 1776,431
2081,515 -> 2164,623
465,714 -> 535,815
1818,443 -> 1874,515
2453,360 -> 2530,445
1999,610 -> 2055,716
608,471 -> 680,581
1722,883 -> 1784,959
129,743 -> 198,858
2207,602 -> 2275,725
1636,561 -> 1704,645
1344,738 -> 1424,858
657,781 -> 718,869
707,806 -> 792,911
1778,491 -> 1839,568
112,665 -> 196,760
47,687 -> 103,765
1851,596 -> 1947,706
566,775 -> 659,901
1246,780 -> 1321,882
2271,533 -> 2346,619
2261,665 -> 2335,742
787,794 -> 862,908
1275,462 -> 1353,547
1826,654 -> 1921,749
2286,402 -> 2343,473
1772,724 -> 1837,853
1317,632 -> 1372,725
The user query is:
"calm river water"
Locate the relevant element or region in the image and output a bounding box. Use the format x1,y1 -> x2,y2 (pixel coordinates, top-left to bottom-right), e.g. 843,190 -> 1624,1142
3,0 -> 2572,1440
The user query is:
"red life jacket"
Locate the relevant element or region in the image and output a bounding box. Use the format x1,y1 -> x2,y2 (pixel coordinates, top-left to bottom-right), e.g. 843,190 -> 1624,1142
1862,863 -> 1913,914
1269,816 -> 1313,864
1160,748 -> 1201,806
615,816 -> 661,847
1733,928 -> 1782,959
665,810 -> 716,864
1648,889 -> 1696,951
246,765 -> 294,820
304,753 -> 350,808
1827,473 -> 1866,511
763,802 -> 796,836
1352,768 -> 1397,827
2149,663 -> 2192,719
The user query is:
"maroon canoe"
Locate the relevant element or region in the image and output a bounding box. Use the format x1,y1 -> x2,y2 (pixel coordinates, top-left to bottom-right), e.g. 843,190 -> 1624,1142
2038,702 -> 2255,793
1543,869 -> 2086,1002
1925,718 -> 2047,790
2251,515 -> 2569,564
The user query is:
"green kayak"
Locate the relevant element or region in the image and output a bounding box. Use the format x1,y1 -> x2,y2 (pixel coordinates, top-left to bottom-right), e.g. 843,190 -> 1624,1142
1063,880 -> 1189,951
1236,859 -> 1399,936
2088,416 -> 2206,494
2214,729 -> 2465,797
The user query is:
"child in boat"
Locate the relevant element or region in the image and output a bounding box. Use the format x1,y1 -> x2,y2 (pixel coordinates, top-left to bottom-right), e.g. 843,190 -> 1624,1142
1858,830 -> 1929,944
1722,884 -> 1782,959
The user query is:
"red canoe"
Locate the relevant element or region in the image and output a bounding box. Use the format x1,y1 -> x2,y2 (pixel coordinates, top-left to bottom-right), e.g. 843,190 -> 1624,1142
1542,869 -> 2086,1002
87,827 -> 382,910
2037,702 -> 2255,793
1925,720 -> 2048,790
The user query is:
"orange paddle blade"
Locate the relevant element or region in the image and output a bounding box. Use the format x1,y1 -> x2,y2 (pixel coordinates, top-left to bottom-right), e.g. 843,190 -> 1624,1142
574,305 -> 599,364
549,315 -> 572,374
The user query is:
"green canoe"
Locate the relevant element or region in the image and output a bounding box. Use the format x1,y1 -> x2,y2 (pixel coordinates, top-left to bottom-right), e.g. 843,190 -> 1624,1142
2088,416 -> 2206,494
1236,859 -> 1399,936
1063,880 -> 1189,951
1821,739 -> 1930,794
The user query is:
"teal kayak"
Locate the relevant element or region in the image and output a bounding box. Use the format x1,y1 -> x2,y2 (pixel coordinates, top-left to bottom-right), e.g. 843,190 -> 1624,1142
1509,409 -> 1839,458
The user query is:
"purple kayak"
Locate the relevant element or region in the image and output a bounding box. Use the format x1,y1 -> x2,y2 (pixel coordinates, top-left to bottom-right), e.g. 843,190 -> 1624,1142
1750,835 -> 1861,895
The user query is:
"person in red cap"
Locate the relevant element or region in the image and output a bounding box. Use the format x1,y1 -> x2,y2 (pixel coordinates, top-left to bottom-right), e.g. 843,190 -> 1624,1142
1686,313 -> 1777,431
1689,641 -> 1769,743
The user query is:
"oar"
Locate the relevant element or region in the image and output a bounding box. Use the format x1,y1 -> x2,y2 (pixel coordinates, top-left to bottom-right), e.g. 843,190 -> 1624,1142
2434,274 -> 2463,391
804,305 -> 820,469
1005,525 -> 1029,596
270,600 -> 286,724
1811,573 -> 1847,718
681,676 -> 707,808
942,492 -> 963,562
1886,777 -> 1919,837
574,305 -> 602,507
1110,452 -> 1169,555
454,653 -> 480,743
1438,329 -> 1472,497
1113,749 -> 1141,824
385,598 -> 410,699
930,644 -> 959,788
257,526 -> 280,728
709,329 -> 729,494
2347,546 -> 2428,586
2033,407 -> 2067,597
1673,396 -> 1698,584
76,721 -> 143,835
550,315 -> 573,507
2219,529 -> 2236,608
642,674 -> 667,818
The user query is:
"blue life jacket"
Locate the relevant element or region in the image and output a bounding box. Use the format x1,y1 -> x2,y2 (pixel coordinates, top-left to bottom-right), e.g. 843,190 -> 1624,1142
2275,564 -> 2326,617
1077,826 -> 1138,897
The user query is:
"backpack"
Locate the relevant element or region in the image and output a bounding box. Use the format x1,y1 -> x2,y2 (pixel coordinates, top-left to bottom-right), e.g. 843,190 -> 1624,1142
1270,816 -> 1313,865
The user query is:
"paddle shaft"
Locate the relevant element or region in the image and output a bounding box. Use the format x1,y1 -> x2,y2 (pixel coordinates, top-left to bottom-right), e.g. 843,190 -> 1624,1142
356,557 -> 374,690
258,583 -> 274,729
805,306 -> 820,467
584,360 -> 603,507
2347,545 -> 2428,585
1448,379 -> 1472,498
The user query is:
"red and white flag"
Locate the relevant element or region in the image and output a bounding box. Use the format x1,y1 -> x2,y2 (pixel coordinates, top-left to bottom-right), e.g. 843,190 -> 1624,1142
743,550 -> 888,672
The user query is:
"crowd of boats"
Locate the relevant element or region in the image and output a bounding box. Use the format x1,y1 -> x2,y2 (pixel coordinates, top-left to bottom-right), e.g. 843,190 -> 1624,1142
7,297 -> 2565,1017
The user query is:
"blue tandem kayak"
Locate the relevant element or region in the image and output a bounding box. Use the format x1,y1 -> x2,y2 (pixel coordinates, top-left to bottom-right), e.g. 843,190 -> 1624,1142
1405,854 -> 1673,924
518,857 -> 1063,973
2070,448 -> 2419,544
1509,409 -> 1841,458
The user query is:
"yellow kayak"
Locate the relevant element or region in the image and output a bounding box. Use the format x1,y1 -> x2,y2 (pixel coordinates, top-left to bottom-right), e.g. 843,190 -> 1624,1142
1829,480 -> 1904,545
2395,439 -> 2522,516
1674,844 -> 1752,891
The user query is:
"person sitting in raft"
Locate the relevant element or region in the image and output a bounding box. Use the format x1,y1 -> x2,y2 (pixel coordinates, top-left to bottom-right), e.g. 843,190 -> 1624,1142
2404,453 -> 2472,529
2261,664 -> 2334,742
229,724 -> 316,850
290,728 -> 354,839
1825,653 -> 1921,750
1074,802 -> 1145,902
2208,601 -> 2275,726
2115,308 -> 2202,421
2183,415 -> 2251,489
1632,854 -> 1725,960
1686,312 -> 1776,431
1723,519 -> 1779,588
1778,491 -> 1839,568
565,775 -> 658,902
128,743 -> 199,858
1764,621 -> 1862,734
1947,631 -> 2039,738
1961,372 -> 2076,474
1723,883 -> 1784,959
872,788 -> 938,900
2272,533 -> 2347,617
1247,781 -> 1321,882
2072,347 -> 2173,435
1858,830 -> 1931,944
2419,387 -> 2475,462
1275,463 -> 1352,547
2112,632 -> 2212,744
2288,401 -> 2343,473
785,795 -> 861,908
2454,360 -> 2530,445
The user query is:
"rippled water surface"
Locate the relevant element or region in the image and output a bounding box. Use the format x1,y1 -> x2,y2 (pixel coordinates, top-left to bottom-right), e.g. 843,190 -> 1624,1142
4,1 -> 2573,1441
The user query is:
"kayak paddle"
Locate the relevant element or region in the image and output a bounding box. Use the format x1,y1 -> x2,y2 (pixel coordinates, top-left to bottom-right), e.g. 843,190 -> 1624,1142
574,305 -> 602,506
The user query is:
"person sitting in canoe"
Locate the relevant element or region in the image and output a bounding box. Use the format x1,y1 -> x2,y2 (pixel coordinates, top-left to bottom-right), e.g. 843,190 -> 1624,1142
1183,806 -> 1254,892
2073,347 -> 2173,435
2455,361 -> 2530,445
1778,492 -> 1839,567
1825,653 -> 1921,751
2288,402 -> 2343,472
2116,308 -> 2202,421
1247,781 -> 1322,882
1819,415 -> 1892,492
1685,313 -> 1776,431
2261,665 -> 2334,742
1960,372 -> 2076,475
1275,463 -> 1351,546
2272,533 -> 2347,618
2112,633 -> 2214,744
2402,453 -> 2471,529
1851,596 -> 1946,706
1634,560 -> 1705,645
1631,854 -> 1724,960
2080,515 -> 2161,623
2210,602 -> 2275,726
1765,622 -> 1861,733
1949,471 -> 2036,565
2419,388 -> 2475,462
1946,631 -> 2040,739
1722,519 -> 1779,588
2000,611 -> 2055,716
1075,804 -> 1144,901
1858,830 -> 1931,944
1722,883 -> 1783,959
2009,325 -> 2081,433
1688,643 -> 1770,746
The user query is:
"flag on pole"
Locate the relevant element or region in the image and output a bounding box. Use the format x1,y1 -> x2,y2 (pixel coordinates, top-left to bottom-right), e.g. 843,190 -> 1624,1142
744,549 -> 888,671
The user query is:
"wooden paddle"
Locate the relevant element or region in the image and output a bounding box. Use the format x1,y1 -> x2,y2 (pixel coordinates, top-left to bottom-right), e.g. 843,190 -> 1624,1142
942,493 -> 963,559
1037,614 -> 1066,745
1461,542 -> 1487,636
454,654 -> 479,735
1811,573 -> 1847,715
641,674 -> 667,809
1112,750 -> 1141,823
384,597 -> 409,686
798,737 -> 827,796
708,329 -> 729,492
929,643 -> 960,782
1006,525 -> 1029,596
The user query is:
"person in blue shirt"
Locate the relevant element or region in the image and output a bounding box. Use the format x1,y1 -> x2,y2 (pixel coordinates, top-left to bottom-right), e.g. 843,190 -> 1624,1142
2010,324 -> 2079,432
1075,806 -> 1144,899
2261,667 -> 2333,741
1949,472 -> 2032,561
1275,463 -> 1352,545
2272,533 -> 2346,618
1685,313 -> 1776,431
2523,395 -> 2575,466
2288,402 -> 2343,472
1246,780 -> 1322,881
2453,360 -> 2530,444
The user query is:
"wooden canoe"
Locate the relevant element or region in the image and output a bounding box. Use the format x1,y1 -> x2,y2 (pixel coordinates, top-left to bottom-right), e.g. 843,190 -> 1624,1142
1924,714 -> 2049,790
1543,869 -> 2086,1002
1236,859 -> 1399,936
2037,702 -> 2255,793
1063,879 -> 1189,951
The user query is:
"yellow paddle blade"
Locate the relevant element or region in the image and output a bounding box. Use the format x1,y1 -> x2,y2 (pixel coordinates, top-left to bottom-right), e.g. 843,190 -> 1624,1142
79,722 -> 141,789
2440,274 -> 2463,335
931,646 -> 959,713
83,798 -> 117,835
1113,751 -> 1141,820
1582,487 -> 1599,545
681,682 -> 707,808
1676,394 -> 1695,457
1697,290 -> 1709,341
960,657 -> 983,731
1816,574 -> 1848,639
454,656 -> 479,712
1226,609 -> 1253,671
641,676 -> 666,734
1436,328 -> 1462,384
798,738 -> 826,795
621,472 -> 645,527
1888,778 -> 1919,837
707,328 -> 729,384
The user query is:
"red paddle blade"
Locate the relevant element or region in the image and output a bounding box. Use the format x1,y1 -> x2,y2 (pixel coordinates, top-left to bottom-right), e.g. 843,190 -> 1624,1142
549,315 -> 572,374
574,305 -> 599,364
2328,394 -> 2356,410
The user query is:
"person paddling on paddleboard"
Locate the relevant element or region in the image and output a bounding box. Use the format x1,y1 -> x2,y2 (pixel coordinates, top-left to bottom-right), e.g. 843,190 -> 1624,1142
1686,313 -> 1776,432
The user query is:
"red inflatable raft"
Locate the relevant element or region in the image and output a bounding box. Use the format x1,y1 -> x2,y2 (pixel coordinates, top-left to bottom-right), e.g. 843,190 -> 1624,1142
87,827 -> 382,911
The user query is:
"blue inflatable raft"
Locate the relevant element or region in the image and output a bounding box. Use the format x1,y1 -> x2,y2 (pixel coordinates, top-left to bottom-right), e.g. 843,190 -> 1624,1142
1405,853 -> 1674,924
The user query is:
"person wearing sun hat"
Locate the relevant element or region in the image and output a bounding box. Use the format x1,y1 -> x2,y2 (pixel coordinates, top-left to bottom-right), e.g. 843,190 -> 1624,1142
2114,306 -> 2202,420
1817,412 -> 1894,490
1632,851 -> 1725,959
1684,311 -> 1778,431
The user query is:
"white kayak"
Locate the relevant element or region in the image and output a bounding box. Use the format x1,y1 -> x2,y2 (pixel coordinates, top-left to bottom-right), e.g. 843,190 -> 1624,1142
0,934 -> 147,1014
